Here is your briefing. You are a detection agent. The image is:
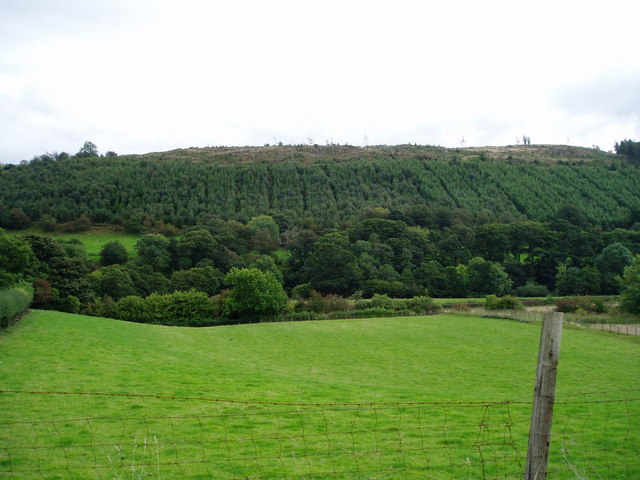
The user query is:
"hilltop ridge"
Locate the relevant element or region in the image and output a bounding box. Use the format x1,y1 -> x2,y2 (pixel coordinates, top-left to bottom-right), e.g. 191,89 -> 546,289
129,143 -> 617,166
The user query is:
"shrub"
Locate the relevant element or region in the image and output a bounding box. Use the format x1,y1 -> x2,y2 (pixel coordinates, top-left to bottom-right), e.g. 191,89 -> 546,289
555,296 -> 608,314
291,283 -> 314,300
369,294 -> 405,311
485,295 -> 524,310
100,241 -> 128,266
0,284 -> 34,327
294,292 -> 353,314
84,295 -> 118,318
145,291 -> 215,326
354,308 -> 409,318
405,296 -> 441,315
223,268 -> 288,319
54,295 -> 81,314
114,291 -> 215,326
514,282 -> 549,297
354,298 -> 373,310
619,256 -> 640,314
320,294 -> 353,313
116,295 -> 147,323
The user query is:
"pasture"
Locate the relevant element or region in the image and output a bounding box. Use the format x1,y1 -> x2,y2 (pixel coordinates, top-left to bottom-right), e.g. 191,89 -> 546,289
4,229 -> 141,262
0,311 -> 638,479
39,230 -> 141,262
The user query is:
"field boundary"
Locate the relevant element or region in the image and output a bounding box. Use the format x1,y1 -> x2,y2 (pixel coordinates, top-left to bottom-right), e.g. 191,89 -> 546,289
1,389 -> 638,479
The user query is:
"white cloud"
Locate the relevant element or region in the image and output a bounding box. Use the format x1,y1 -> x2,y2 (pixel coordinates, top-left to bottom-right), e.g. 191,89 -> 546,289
1,0 -> 640,162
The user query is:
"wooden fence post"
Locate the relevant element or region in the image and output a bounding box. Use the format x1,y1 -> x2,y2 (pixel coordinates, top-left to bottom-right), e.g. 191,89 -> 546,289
524,311 -> 564,480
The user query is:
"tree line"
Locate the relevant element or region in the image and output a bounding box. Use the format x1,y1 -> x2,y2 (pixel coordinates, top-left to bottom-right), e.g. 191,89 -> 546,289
2,204 -> 640,325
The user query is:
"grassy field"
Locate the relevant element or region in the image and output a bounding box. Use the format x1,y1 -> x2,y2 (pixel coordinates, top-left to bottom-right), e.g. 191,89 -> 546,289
0,311 -> 638,479
5,229 -> 142,262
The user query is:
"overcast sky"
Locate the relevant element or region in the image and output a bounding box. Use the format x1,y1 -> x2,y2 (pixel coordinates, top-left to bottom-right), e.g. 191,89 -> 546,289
1,0 -> 639,163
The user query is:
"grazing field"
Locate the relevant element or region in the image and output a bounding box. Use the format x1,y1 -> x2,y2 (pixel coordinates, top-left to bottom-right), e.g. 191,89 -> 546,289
0,311 -> 638,479
6,229 -> 141,262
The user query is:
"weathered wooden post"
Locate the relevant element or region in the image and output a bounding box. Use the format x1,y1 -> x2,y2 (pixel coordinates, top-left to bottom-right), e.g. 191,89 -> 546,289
524,311 -> 564,480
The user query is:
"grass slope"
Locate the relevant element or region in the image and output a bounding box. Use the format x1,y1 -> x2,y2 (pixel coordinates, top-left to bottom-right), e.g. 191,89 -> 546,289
6,229 -> 141,262
0,311 -> 638,479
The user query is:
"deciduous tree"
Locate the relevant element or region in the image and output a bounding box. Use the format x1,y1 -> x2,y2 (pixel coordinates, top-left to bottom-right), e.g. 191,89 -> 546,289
223,268 -> 287,318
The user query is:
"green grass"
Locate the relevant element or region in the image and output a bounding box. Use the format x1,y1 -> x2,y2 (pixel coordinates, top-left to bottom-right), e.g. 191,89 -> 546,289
45,230 -> 142,262
0,311 -> 638,479
6,229 -> 142,262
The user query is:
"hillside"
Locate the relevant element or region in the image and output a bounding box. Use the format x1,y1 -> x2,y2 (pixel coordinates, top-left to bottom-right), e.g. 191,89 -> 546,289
1,144 -> 636,228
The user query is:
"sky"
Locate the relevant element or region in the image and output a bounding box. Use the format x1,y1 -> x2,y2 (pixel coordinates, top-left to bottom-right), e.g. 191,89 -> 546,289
1,0 -> 639,163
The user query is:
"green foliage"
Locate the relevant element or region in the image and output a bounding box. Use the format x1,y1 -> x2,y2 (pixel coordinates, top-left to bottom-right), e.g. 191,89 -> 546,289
247,215 -> 280,253
302,233 -> 361,295
58,239 -> 88,261
405,296 -> 441,314
89,265 -> 136,300
555,296 -> 608,314
555,264 -> 602,296
484,295 -> 524,310
619,255 -> 640,314
170,266 -> 223,296
513,282 -> 549,297
123,212 -> 145,234
0,284 -> 33,326
467,257 -> 511,296
75,141 -> 99,158
223,268 -> 288,318
614,139 -> 640,162
251,255 -> 283,284
115,295 -> 147,322
369,293 -> 404,311
100,240 -> 128,266
116,291 -> 215,326
595,242 -> 634,294
54,295 -> 81,314
135,234 -> 172,272
0,233 -> 36,287
294,292 -> 353,314
291,283 -> 314,299
1,144 -> 636,230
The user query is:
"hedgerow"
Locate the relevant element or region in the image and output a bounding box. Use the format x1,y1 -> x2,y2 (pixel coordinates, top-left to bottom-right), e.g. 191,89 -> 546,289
0,284 -> 34,327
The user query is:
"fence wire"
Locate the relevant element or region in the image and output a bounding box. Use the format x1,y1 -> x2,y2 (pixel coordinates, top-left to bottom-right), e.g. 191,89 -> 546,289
0,390 -> 638,479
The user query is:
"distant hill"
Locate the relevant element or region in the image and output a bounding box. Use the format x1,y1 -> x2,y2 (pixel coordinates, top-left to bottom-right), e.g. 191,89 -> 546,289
1,144 -> 637,228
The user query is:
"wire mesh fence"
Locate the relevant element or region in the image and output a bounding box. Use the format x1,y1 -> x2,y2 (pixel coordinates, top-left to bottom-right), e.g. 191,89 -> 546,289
1,389 -> 638,479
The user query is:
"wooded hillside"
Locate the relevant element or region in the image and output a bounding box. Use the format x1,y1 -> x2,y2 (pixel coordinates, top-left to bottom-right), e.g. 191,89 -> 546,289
1,144 -> 637,229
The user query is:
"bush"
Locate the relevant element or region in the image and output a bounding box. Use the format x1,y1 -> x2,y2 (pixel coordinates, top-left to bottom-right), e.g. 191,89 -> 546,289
322,294 -> 353,313
84,295 -> 118,318
485,295 -> 524,310
0,284 -> 34,327
114,290 -> 216,326
116,295 -> 147,322
354,298 -> 373,310
294,292 -> 354,314
291,283 -> 314,300
514,282 -> 549,297
54,295 -> 81,314
619,256 -> 640,314
405,296 -> 441,315
223,268 -> 288,319
369,294 -> 405,311
354,308 -> 409,318
100,241 -> 128,266
145,291 -> 216,326
555,296 -> 608,314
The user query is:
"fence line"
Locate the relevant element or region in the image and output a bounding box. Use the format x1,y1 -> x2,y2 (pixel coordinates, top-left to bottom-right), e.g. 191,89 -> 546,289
1,389 -> 638,479
461,308 -> 640,336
